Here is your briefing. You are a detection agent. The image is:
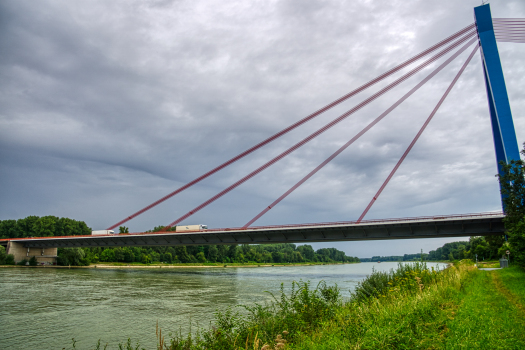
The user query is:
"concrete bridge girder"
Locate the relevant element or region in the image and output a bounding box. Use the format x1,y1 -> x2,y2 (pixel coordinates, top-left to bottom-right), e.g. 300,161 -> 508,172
8,215 -> 505,250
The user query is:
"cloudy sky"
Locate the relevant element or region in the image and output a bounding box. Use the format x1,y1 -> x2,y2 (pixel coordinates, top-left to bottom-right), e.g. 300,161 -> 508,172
1,0 -> 524,257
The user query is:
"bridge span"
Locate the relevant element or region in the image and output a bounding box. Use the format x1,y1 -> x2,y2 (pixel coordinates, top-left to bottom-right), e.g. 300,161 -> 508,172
1,213 -> 505,250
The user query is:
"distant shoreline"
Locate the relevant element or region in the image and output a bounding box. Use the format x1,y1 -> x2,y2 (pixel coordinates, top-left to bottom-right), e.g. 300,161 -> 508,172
0,261 -> 357,269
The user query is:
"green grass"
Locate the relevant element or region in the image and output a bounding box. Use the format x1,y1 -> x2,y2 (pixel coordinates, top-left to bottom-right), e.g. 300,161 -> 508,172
476,260 -> 501,268
441,268 -> 525,349
497,267 -> 525,303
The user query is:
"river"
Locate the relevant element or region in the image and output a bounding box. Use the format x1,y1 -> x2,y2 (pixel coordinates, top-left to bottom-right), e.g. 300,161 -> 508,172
0,262 -> 443,349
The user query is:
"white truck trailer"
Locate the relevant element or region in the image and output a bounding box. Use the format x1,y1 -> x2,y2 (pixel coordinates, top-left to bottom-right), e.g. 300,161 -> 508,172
175,225 -> 208,232
91,230 -> 116,236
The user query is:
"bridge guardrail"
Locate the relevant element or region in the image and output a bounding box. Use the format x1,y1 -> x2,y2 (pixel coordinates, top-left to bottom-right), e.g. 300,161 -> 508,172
0,211 -> 504,242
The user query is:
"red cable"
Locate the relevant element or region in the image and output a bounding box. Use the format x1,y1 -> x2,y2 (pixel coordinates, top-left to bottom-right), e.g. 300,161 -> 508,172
165,36 -> 478,229
356,44 -> 480,223
106,25 -> 476,230
242,39 -> 477,228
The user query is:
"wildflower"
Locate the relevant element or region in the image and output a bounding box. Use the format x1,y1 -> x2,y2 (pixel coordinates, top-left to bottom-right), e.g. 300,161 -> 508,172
282,331 -> 289,335
261,345 -> 270,350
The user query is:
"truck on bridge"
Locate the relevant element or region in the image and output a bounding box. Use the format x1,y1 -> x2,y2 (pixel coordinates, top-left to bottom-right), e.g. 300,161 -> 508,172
91,230 -> 116,235
175,224 -> 208,232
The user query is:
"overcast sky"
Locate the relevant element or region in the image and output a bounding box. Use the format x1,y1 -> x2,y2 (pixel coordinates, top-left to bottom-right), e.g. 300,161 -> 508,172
1,0 -> 524,257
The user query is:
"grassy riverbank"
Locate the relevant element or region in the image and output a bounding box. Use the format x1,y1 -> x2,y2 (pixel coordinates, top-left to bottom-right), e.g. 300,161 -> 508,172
72,261 -> 525,349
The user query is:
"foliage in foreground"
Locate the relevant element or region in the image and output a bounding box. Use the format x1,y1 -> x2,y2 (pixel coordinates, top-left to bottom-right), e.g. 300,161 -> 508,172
152,262 -> 467,350
350,261 -> 440,302
498,143 -> 525,267
167,280 -> 341,350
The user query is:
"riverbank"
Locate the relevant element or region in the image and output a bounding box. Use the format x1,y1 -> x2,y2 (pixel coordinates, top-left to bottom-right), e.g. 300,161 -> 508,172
148,261 -> 525,350
0,261 -> 357,269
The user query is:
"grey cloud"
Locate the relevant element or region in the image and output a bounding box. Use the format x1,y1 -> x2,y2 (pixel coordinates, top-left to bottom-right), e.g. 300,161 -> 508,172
1,0 -> 523,257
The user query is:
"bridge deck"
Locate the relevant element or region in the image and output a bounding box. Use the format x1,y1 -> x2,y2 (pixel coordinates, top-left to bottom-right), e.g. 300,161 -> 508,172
0,213 -> 505,248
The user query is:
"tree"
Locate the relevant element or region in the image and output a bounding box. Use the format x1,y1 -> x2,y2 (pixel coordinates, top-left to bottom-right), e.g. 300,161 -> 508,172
119,226 -> 129,233
29,256 -> 38,266
100,249 -> 115,262
297,245 -> 315,261
33,216 -> 58,237
196,251 -> 206,263
141,254 -> 151,264
498,144 -> 525,267
208,245 -> 218,262
0,246 -> 14,265
228,245 -> 239,262
0,220 -> 18,238
114,247 -> 125,262
123,248 -> 135,262
175,246 -> 191,263
57,247 -> 88,266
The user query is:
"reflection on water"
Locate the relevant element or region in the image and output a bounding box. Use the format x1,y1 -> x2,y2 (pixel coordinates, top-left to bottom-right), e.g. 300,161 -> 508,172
0,262 -> 442,349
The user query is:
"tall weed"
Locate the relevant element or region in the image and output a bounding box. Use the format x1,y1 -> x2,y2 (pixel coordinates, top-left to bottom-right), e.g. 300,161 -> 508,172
351,262 -> 441,302
166,281 -> 340,350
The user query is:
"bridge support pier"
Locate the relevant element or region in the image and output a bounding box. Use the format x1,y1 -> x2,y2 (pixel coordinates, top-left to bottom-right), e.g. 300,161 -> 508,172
474,4 -> 520,209
6,241 -> 57,265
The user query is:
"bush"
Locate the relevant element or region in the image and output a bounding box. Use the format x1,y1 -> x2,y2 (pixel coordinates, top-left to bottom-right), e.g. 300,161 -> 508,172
5,254 -> 15,265
57,247 -> 89,266
29,256 -> 38,266
0,246 -> 8,264
351,262 -> 440,302
167,280 -> 341,350
17,259 -> 28,266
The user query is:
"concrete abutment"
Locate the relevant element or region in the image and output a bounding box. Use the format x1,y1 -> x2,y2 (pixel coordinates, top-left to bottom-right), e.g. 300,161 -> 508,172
6,241 -> 57,265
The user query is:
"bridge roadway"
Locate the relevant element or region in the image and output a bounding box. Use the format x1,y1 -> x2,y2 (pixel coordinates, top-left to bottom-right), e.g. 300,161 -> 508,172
0,213 -> 505,249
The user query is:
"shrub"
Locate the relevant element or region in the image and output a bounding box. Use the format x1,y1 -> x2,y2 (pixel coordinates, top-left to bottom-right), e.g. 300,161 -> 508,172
0,246 -> 7,264
351,262 -> 440,302
29,256 -> 38,266
167,280 -> 341,350
5,254 -> 15,265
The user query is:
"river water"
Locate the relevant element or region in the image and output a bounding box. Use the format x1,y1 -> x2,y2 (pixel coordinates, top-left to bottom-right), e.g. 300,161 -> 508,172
0,262 -> 443,349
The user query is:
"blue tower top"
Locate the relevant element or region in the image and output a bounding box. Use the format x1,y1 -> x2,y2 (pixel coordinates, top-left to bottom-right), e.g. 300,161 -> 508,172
474,4 -> 520,165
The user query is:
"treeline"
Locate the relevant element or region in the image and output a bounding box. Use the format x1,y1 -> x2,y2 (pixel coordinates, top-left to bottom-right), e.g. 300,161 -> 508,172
360,253 -> 428,262
59,243 -> 360,266
427,236 -> 505,261
360,236 -> 506,262
0,216 -> 91,238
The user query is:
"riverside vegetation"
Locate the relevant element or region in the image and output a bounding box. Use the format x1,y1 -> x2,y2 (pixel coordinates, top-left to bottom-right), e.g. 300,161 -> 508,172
0,217 -> 359,266
67,261 -> 525,349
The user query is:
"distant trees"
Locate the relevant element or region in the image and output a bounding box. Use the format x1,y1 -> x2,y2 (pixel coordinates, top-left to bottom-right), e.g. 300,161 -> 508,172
426,236 -> 504,261
76,243 -> 359,265
361,237 -> 505,263
0,216 -> 91,239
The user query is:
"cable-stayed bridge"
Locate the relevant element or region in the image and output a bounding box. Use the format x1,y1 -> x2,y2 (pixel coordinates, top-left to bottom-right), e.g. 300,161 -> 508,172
1,4 -> 523,262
